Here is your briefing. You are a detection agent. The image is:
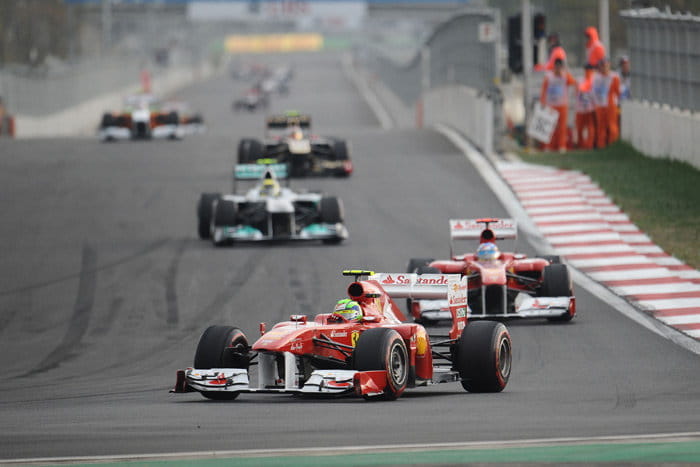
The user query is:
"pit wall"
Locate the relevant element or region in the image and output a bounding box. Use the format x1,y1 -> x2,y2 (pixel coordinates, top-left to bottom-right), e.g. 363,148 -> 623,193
621,100 -> 700,170
422,85 -> 494,156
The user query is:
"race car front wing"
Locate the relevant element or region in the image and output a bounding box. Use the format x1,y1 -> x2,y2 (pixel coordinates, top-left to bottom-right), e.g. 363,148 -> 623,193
172,367 -> 390,398
98,124 -> 183,141
212,222 -> 348,243
414,294 -> 575,320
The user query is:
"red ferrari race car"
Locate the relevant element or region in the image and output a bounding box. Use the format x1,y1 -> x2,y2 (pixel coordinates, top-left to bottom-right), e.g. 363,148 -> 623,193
171,270 -> 512,401
406,218 -> 575,324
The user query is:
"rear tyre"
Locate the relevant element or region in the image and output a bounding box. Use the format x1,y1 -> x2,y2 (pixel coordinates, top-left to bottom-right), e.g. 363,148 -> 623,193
319,197 -> 343,224
332,140 -> 350,177
353,328 -> 408,400
238,138 -> 263,164
197,193 -> 221,239
100,113 -> 115,128
166,111 -> 179,125
541,264 -> 574,322
194,325 -> 249,400
333,140 -> 349,160
457,321 -> 511,393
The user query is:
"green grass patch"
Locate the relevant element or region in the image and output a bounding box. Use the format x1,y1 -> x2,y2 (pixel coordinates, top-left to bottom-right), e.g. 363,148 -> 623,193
519,141 -> 700,269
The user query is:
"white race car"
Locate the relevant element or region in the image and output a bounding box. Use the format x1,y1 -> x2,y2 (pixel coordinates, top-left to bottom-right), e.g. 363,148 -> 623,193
98,94 -> 184,141
197,164 -> 348,246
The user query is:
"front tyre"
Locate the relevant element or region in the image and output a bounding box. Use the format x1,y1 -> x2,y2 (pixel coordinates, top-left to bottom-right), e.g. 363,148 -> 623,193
319,197 -> 344,224
194,325 -> 249,401
353,328 -> 408,400
197,193 -> 221,239
456,321 -> 511,393
541,264 -> 574,322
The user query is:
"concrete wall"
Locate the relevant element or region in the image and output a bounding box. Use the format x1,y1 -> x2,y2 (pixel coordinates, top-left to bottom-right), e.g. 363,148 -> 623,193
423,85 -> 494,155
621,100 -> 700,170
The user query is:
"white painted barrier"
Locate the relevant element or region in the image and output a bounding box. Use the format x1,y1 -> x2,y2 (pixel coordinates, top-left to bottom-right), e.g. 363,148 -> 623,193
621,100 -> 700,170
423,85 -> 493,155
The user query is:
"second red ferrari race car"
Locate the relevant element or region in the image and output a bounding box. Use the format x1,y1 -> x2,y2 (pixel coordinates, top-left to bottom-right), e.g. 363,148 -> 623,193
406,218 -> 575,324
171,270 -> 512,401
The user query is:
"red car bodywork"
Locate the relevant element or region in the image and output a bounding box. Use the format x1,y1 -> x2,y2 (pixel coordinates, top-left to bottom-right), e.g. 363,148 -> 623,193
172,271 -> 511,401
409,218 -> 575,321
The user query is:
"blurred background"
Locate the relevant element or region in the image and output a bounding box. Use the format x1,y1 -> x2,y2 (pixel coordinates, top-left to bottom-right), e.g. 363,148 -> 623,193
1,0 -> 698,150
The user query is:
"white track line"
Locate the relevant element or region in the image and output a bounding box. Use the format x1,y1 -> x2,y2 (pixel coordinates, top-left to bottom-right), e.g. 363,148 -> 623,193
5,432 -> 700,465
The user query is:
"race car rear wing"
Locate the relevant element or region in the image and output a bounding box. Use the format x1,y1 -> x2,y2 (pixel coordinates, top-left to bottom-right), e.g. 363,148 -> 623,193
266,114 -> 311,129
449,218 -> 517,241
368,273 -> 468,339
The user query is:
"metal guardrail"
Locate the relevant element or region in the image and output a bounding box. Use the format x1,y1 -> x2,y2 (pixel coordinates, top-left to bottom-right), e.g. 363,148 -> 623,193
620,7 -> 700,112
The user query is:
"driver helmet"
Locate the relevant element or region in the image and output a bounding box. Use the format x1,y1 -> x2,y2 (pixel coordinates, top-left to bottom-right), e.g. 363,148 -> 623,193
290,125 -> 304,140
259,178 -> 280,197
333,299 -> 362,321
477,242 -> 500,261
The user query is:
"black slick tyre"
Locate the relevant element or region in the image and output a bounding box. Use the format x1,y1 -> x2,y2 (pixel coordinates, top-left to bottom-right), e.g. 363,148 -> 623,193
197,193 -> 221,239
541,264 -> 574,322
407,258 -> 435,274
319,197 -> 343,224
194,325 -> 249,400
332,140 -> 350,177
238,138 -> 263,164
333,140 -> 349,160
213,199 -> 237,227
457,321 -> 511,393
166,111 -> 179,125
353,328 -> 408,400
100,113 -> 115,128
212,199 -> 237,247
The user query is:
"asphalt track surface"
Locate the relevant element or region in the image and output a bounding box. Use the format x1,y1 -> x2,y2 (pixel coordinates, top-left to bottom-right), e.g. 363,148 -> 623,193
0,52 -> 698,461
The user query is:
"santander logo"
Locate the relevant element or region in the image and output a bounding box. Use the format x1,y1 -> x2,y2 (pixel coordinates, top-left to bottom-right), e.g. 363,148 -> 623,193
416,275 -> 448,285
381,274 -> 448,285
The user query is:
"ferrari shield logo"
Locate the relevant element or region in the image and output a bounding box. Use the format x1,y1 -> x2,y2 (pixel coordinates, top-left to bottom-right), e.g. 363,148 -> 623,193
351,330 -> 360,347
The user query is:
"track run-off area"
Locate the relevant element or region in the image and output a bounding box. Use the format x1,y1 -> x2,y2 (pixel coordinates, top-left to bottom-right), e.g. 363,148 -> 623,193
0,52 -> 698,464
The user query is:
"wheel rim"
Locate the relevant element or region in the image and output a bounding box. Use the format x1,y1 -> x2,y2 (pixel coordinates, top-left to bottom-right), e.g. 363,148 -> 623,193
389,342 -> 408,386
497,336 -> 512,379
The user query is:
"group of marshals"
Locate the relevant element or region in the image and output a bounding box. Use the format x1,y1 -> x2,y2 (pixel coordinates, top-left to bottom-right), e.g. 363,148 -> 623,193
537,26 -> 630,152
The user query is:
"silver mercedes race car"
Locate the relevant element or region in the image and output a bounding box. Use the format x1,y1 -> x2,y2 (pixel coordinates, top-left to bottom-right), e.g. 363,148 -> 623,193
197,163 -> 348,246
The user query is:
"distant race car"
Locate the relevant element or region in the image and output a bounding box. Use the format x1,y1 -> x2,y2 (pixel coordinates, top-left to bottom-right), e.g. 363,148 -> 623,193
98,94 -> 183,141
171,270 -> 512,401
232,89 -> 269,112
406,218 -> 575,323
197,163 -> 348,246
237,112 -> 352,177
